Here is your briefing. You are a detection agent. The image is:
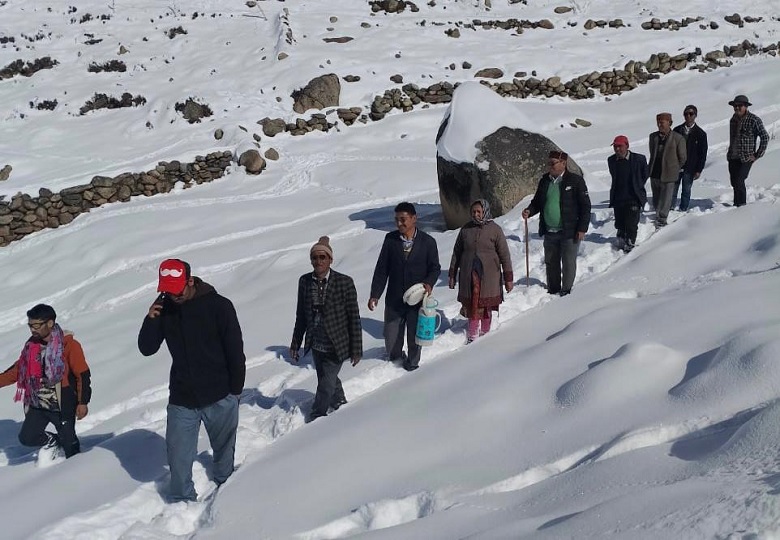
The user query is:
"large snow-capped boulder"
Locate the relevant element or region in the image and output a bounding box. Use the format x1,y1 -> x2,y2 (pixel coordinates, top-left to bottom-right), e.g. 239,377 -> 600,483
436,82 -> 583,230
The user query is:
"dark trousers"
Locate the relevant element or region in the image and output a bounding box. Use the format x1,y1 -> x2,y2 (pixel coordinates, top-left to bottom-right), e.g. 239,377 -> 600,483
311,349 -> 346,418
18,388 -> 79,458
613,201 -> 641,244
384,303 -> 421,368
672,171 -> 694,211
655,182 -> 675,224
543,231 -> 580,293
728,158 -> 752,207
650,177 -> 661,210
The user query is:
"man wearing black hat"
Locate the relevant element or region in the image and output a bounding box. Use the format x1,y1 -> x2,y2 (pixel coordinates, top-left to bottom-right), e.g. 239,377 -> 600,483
522,151 -> 591,296
138,259 -> 246,502
673,105 -> 708,211
727,95 -> 769,207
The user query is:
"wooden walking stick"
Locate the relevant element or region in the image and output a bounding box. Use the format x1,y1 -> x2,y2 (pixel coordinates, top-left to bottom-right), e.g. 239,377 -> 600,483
524,215 -> 530,288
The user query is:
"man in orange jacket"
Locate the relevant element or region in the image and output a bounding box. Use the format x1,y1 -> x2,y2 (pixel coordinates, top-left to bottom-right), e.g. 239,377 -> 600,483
0,304 -> 92,458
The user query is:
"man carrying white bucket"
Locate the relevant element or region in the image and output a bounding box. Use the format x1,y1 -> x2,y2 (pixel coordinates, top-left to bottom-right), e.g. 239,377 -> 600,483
368,202 -> 441,372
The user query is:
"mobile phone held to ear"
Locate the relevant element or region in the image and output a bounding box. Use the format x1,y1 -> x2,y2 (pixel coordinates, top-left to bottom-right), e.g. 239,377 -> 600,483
155,292 -> 167,309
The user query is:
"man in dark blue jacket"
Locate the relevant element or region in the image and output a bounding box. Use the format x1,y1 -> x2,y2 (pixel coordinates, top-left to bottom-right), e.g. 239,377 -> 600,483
369,202 -> 440,371
608,135 -> 649,252
522,151 -> 591,296
138,259 -> 246,502
672,105 -> 708,211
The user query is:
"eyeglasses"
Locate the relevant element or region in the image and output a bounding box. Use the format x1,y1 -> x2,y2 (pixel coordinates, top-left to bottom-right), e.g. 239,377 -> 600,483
310,254 -> 329,261
28,321 -> 48,330
684,111 -> 696,116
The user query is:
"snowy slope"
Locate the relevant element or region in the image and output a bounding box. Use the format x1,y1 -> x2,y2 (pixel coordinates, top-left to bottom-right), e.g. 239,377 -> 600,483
0,0 -> 779,538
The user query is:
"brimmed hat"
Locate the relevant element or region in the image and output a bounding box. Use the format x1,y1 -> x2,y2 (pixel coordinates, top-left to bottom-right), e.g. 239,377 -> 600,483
728,94 -> 752,107
158,258 -> 190,294
656,112 -> 672,122
310,236 -> 333,260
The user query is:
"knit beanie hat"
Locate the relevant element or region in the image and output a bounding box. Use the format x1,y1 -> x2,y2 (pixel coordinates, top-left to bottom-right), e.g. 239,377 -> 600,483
310,236 -> 333,260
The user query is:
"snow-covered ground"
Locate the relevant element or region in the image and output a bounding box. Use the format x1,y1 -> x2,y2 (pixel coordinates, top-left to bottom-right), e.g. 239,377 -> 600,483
1,0 -> 779,538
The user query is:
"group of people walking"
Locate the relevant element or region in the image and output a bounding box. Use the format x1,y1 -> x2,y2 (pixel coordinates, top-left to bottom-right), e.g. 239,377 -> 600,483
0,94 -> 768,505
608,94 -> 767,252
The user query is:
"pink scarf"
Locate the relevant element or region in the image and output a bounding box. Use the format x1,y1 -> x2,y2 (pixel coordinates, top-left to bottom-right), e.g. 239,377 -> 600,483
14,324 -> 66,407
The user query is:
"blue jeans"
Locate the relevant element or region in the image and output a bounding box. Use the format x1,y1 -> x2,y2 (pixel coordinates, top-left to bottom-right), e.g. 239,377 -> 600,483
672,171 -> 694,211
166,394 -> 239,502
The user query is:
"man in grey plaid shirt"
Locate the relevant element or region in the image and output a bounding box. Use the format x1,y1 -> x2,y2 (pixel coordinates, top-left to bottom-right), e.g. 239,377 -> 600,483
726,94 -> 769,207
290,236 -> 362,422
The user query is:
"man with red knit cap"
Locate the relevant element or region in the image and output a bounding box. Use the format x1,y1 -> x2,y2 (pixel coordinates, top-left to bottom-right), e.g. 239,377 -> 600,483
608,135 -> 649,252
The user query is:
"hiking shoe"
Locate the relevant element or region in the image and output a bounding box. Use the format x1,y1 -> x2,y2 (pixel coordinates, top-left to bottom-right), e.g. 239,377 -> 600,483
307,411 -> 327,423
623,240 -> 635,253
330,397 -> 348,411
559,290 -> 571,297
43,432 -> 60,449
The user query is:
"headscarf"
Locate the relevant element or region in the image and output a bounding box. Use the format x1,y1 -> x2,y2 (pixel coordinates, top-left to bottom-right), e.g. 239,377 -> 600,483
471,199 -> 493,225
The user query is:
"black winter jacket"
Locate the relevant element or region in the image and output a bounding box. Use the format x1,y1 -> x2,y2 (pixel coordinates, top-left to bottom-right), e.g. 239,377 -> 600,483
608,151 -> 649,207
526,171 -> 591,240
138,278 -> 246,408
370,229 -> 440,310
673,123 -> 708,175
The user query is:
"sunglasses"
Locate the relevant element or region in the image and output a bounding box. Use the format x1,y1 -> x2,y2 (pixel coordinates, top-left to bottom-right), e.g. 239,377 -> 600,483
733,104 -> 746,109
28,321 -> 49,330
310,254 -> 329,261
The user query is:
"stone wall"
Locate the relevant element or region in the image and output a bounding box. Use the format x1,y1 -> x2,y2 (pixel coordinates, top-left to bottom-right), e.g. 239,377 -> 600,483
255,39 -> 780,131
0,151 -> 232,247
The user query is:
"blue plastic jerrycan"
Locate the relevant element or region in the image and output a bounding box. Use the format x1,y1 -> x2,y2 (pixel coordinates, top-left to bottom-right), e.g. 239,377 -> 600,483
415,292 -> 441,346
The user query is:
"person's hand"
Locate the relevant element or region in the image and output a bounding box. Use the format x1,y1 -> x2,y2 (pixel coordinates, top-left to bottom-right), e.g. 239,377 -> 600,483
351,356 -> 361,367
289,346 -> 300,363
367,298 -> 378,311
575,231 -> 586,243
522,208 -> 530,219
147,302 -> 163,319
76,404 -> 88,420
693,172 -> 701,180
422,283 -> 432,295
505,281 -> 514,293
747,155 -> 757,162
448,277 -> 455,289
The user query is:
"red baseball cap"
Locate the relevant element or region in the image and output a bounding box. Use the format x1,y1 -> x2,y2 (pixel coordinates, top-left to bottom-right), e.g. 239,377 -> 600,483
612,135 -> 629,147
157,259 -> 189,294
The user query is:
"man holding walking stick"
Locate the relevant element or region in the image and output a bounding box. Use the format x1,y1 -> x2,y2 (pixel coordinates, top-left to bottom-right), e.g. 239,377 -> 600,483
522,151 -> 591,297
